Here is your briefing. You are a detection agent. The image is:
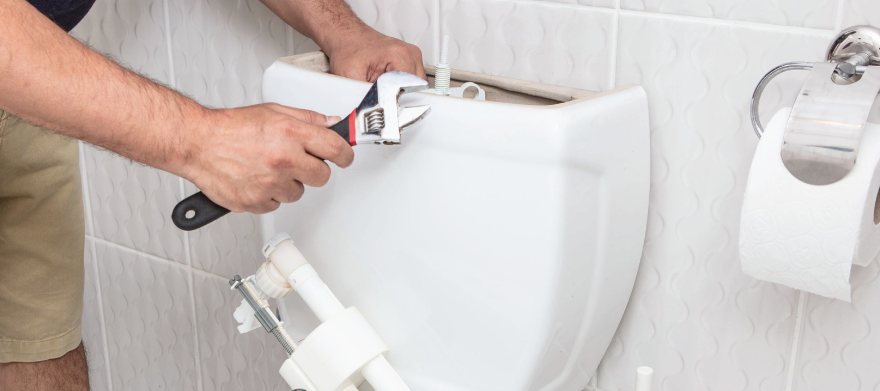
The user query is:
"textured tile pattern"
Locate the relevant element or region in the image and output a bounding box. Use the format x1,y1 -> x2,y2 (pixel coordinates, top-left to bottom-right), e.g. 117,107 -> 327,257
185,183 -> 265,279
596,15 -> 828,391
441,0 -> 614,91
70,0 -> 171,83
840,0 -> 880,28
194,273 -> 286,391
95,242 -> 198,390
83,144 -> 186,264
793,261 -> 880,391
168,0 -> 289,107
349,0 -> 437,62
620,0 -> 839,29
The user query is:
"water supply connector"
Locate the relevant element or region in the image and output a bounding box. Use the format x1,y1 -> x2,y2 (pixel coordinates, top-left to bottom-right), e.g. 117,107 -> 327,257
241,232 -> 411,391
431,35 -> 451,96
426,35 -> 485,101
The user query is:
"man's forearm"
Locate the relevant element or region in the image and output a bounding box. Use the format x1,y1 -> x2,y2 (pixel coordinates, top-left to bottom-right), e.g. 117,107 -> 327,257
0,0 -> 206,175
257,0 -> 369,56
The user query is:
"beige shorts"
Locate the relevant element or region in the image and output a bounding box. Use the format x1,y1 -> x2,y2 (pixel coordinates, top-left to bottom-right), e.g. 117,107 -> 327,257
0,111 -> 85,363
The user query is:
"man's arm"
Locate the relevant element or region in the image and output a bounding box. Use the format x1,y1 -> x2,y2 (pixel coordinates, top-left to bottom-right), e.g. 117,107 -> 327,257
0,0 -> 354,214
258,0 -> 427,82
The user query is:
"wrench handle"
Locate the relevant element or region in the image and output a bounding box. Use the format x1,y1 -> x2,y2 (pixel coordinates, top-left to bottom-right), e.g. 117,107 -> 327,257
329,109 -> 357,146
171,109 -> 356,231
172,191 -> 229,231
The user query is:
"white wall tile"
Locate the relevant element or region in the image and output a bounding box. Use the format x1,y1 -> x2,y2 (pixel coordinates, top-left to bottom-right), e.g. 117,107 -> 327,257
792,261 -> 880,391
185,182 -> 265,278
597,15 -> 829,391
167,0 -> 290,108
82,238 -> 110,391
85,146 -> 186,263
840,0 -> 880,28
539,0 -> 616,9
440,0 -> 614,91
83,145 -> 186,264
194,273 -> 285,391
71,0 -> 185,264
620,0 -> 838,29
188,212 -> 265,278
96,242 -> 198,390
348,0 -> 437,62
71,0 -> 171,84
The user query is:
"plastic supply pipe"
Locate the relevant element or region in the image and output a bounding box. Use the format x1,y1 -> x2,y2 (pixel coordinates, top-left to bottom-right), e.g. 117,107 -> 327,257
636,366 -> 653,391
261,234 -> 410,391
433,35 -> 451,95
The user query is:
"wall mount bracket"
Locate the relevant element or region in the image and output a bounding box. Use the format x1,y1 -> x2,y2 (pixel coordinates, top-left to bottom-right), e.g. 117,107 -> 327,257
751,25 -> 880,185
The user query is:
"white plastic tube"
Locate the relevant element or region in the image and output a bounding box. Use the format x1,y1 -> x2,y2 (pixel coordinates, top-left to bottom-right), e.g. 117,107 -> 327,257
289,264 -> 345,322
433,35 -> 451,95
268,237 -> 411,391
636,366 -> 653,391
361,356 -> 410,391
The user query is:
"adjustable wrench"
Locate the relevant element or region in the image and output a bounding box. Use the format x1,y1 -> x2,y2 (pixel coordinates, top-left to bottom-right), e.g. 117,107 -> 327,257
171,71 -> 431,231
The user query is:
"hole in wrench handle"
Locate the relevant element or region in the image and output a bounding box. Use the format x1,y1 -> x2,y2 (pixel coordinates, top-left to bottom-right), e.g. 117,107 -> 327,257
172,191 -> 230,231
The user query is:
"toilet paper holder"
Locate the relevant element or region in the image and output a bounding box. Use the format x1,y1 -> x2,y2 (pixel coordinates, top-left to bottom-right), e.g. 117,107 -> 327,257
751,25 -> 880,185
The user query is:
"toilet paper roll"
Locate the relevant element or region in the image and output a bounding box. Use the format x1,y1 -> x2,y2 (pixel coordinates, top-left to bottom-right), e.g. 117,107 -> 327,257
739,108 -> 880,302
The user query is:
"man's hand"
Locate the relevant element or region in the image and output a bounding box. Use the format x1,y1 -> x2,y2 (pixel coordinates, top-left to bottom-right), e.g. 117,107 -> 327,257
324,29 -> 426,82
186,105 -> 354,214
259,0 -> 426,82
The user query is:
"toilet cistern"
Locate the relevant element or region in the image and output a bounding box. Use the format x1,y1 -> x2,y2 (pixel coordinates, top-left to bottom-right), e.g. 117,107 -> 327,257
170,70 -> 432,231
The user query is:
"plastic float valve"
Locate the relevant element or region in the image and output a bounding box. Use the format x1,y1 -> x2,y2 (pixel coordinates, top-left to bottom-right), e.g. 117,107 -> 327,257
232,232 -> 411,391
425,35 -> 485,101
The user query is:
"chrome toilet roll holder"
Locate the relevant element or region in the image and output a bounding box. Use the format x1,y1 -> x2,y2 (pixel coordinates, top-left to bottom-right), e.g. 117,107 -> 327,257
751,25 -> 880,185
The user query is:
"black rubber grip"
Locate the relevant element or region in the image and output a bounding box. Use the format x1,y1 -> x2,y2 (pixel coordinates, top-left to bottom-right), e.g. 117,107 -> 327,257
172,191 -> 230,231
329,111 -> 354,145
171,111 -> 355,231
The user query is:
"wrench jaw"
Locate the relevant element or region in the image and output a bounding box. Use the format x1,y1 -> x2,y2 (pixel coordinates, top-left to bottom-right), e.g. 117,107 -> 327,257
352,71 -> 431,145
398,105 -> 432,133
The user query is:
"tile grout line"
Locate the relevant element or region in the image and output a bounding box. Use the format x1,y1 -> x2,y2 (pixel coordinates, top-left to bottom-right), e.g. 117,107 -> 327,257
607,0 -> 620,90
178,179 -> 204,391
505,0 -> 617,15
88,235 -> 230,283
162,0 -> 176,85
618,9 -> 837,37
501,0 -> 838,38
834,0 -> 845,32
784,290 -> 807,391
433,0 -> 441,65
599,0 -> 621,384
160,0 -> 203,387
79,143 -> 113,391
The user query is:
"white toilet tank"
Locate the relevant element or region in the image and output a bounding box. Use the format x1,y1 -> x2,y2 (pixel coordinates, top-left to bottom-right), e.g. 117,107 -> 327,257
262,53 -> 650,391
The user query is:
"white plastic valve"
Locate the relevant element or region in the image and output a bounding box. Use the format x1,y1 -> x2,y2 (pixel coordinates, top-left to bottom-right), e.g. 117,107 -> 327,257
254,232 -> 411,391
426,35 -> 485,101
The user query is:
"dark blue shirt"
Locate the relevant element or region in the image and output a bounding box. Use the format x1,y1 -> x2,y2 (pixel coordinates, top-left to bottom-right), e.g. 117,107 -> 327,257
27,0 -> 96,32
